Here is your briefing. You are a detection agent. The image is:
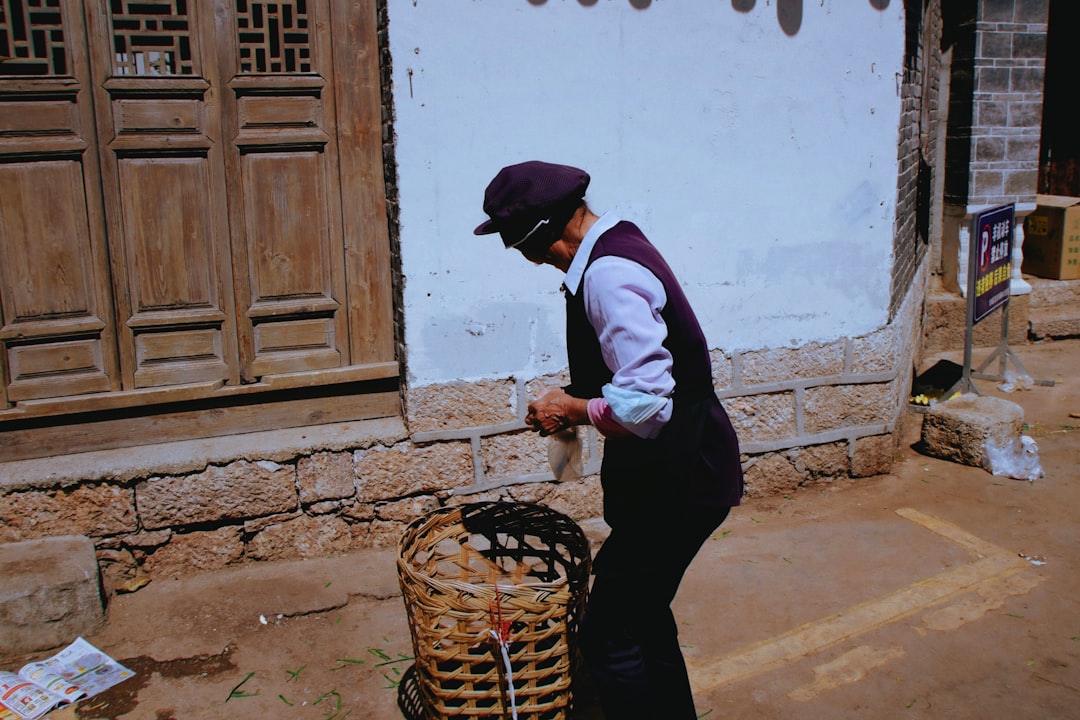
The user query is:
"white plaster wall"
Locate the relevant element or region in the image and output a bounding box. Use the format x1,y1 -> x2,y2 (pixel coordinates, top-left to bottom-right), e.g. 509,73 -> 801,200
388,0 -> 905,387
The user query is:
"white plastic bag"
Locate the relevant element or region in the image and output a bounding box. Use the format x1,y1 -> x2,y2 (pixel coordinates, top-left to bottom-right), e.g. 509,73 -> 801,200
985,435 -> 1043,482
997,370 -> 1033,393
547,427 -> 583,482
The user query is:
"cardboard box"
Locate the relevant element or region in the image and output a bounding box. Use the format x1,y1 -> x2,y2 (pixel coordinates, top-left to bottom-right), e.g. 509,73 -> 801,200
1022,194 -> 1080,280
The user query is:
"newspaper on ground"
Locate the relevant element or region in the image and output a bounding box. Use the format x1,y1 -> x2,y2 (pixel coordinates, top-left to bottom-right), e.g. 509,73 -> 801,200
0,638 -> 134,720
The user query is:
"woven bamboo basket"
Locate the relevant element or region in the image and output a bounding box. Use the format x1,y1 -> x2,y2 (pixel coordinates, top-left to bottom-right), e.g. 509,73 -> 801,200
397,502 -> 591,719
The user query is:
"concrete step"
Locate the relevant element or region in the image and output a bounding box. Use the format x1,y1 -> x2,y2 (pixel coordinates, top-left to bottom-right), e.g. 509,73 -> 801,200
1026,275 -> 1080,339
1027,275 -> 1080,307
1029,300 -> 1080,340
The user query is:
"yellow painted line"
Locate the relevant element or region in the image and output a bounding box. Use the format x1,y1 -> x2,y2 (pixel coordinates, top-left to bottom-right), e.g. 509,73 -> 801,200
688,508 -> 1031,693
920,570 -> 1044,633
893,507 -> 1010,558
787,644 -> 906,701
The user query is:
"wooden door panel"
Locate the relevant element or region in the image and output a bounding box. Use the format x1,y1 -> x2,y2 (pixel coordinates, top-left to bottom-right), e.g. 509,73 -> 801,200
87,0 -> 240,390
0,97 -> 77,135
0,161 -> 98,320
112,97 -> 202,134
5,338 -> 108,401
0,0 -> 118,406
235,133 -> 348,377
221,1 -> 350,380
118,157 -> 219,309
328,0 -> 395,368
252,317 -> 339,375
133,326 -> 226,387
115,150 -> 234,386
243,150 -> 333,300
0,160 -> 113,402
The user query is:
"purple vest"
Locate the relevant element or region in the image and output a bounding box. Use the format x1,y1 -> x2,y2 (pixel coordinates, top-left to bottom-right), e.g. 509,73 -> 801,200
564,221 -> 743,524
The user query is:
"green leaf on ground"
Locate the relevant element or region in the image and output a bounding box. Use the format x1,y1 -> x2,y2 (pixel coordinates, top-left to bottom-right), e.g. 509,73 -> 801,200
330,657 -> 367,671
314,689 -> 343,711
226,672 -> 259,701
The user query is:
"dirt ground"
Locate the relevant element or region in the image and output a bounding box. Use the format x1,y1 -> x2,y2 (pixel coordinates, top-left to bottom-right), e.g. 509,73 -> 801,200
5,338 -> 1079,720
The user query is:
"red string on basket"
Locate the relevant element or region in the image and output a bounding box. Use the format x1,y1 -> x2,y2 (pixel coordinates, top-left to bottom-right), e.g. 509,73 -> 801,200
488,581 -> 518,719
489,582 -> 512,643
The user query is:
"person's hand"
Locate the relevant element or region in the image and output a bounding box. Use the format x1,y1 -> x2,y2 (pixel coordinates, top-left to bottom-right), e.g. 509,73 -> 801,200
526,387 -> 580,437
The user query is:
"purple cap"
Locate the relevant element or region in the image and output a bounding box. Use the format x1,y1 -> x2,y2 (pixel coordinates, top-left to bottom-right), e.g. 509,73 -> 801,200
474,161 -> 590,248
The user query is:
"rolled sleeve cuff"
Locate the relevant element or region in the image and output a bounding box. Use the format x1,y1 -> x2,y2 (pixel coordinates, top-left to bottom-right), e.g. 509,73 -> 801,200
587,398 -> 632,437
587,396 -> 669,439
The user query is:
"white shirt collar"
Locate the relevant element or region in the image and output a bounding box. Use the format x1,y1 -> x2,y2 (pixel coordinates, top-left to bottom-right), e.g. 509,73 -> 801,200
564,211 -> 621,295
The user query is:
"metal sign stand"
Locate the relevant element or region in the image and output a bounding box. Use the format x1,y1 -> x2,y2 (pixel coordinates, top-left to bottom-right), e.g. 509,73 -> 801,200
945,204 -> 1053,398
970,301 -> 1052,387
945,250 -> 980,398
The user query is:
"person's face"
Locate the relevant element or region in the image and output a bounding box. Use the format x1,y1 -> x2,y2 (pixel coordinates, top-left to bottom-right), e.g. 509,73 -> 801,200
520,237 -> 574,272
516,222 -> 561,266
519,239 -> 556,265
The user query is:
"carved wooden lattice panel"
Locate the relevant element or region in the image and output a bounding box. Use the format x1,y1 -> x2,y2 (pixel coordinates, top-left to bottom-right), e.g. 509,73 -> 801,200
110,0 -> 194,76
0,0 -> 67,76
236,0 -> 311,73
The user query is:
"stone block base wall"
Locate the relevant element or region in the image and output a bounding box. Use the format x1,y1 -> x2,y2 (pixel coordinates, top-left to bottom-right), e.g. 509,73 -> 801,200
0,418 -> 604,596
0,271 -> 928,592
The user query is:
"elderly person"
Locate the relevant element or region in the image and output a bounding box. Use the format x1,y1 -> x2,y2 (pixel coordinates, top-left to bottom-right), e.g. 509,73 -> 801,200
475,160 -> 743,719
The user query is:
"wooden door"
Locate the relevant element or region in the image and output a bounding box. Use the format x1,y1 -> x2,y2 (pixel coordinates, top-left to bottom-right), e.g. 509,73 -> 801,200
0,0 -> 396,451
0,0 -> 119,405
85,0 -> 241,390
215,0 -> 351,381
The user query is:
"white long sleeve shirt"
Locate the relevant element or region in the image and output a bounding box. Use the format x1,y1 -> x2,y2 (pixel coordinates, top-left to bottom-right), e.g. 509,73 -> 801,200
563,212 -> 675,438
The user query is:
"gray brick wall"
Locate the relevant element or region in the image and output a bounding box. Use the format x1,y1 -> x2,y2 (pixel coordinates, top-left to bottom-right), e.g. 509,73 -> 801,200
948,0 -> 1048,209
890,0 -> 943,318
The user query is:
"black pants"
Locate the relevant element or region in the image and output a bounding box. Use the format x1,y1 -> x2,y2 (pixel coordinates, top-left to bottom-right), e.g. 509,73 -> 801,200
579,504 -> 731,720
